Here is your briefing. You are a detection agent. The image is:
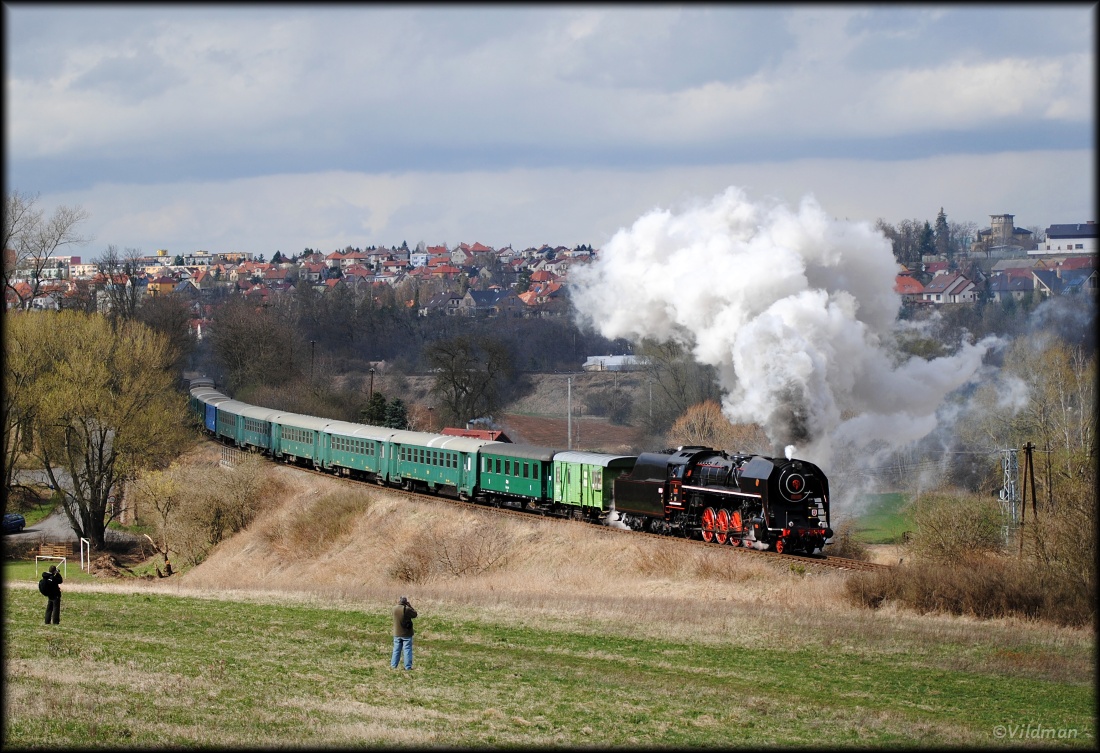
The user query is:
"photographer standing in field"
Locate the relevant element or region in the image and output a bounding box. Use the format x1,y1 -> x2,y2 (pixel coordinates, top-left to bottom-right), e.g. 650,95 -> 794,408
39,565 -> 63,625
391,596 -> 417,670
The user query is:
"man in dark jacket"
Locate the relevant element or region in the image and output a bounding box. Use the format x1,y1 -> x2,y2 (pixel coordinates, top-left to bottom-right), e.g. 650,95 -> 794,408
390,596 -> 417,670
40,565 -> 63,625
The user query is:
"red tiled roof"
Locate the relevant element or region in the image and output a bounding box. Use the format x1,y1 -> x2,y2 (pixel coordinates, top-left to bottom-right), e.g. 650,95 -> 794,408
1058,255 -> 1097,270
440,427 -> 510,442
894,275 -> 924,295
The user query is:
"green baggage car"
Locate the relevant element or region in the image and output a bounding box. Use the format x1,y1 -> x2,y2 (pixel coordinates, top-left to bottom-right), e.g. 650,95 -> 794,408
552,451 -> 637,521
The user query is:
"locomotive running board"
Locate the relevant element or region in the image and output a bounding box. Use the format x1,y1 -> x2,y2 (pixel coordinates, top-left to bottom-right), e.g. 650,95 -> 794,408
679,485 -> 762,499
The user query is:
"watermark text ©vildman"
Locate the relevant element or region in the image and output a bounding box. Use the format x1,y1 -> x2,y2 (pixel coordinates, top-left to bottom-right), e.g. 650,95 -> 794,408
994,723 -> 1080,740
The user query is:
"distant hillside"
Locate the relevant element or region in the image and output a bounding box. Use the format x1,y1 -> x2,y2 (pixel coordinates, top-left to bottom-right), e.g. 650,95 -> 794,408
388,370 -> 651,453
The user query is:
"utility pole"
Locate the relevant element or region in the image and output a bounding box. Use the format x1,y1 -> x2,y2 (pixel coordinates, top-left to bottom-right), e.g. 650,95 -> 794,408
310,340 -> 316,384
567,376 -> 572,450
1018,442 -> 1036,557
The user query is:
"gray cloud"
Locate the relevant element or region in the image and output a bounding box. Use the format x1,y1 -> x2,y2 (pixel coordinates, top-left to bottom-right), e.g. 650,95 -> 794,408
7,6 -> 1093,190
5,6 -> 1094,256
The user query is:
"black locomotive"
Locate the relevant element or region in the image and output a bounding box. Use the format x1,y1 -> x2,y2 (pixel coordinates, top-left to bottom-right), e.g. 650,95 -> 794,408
614,446 -> 832,554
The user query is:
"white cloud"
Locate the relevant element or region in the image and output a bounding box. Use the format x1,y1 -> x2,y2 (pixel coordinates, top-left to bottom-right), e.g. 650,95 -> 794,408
871,54 -> 1095,128
36,148 -> 1094,261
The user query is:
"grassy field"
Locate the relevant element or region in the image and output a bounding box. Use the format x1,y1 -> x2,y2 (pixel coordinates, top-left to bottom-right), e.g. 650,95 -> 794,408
852,493 -> 914,544
3,579 -> 1094,748
3,453 -> 1094,748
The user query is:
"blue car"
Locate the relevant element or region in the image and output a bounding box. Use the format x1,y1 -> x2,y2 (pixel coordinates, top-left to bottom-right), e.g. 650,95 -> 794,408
3,513 -> 26,534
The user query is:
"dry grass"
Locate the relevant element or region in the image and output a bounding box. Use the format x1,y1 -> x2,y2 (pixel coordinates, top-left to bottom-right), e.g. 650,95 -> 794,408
845,554 -> 1094,627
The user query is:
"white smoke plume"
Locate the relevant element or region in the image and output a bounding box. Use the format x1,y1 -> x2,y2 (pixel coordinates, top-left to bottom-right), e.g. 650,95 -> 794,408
571,187 -> 1000,468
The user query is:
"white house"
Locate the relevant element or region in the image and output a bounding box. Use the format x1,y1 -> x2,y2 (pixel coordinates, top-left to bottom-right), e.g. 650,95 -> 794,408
1032,222 -> 1097,256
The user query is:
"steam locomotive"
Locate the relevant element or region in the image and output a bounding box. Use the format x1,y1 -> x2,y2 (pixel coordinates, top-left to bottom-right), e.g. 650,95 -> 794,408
614,446 -> 832,554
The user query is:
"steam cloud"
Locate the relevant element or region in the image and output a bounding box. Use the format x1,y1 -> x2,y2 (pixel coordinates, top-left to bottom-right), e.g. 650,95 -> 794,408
571,187 -> 999,467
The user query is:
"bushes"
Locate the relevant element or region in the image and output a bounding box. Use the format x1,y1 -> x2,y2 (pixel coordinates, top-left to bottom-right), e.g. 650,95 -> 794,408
266,490 -> 373,558
845,556 -> 1092,627
825,521 -> 871,561
136,454 -> 280,568
846,485 -> 1096,627
908,491 -> 1004,562
390,526 -> 515,584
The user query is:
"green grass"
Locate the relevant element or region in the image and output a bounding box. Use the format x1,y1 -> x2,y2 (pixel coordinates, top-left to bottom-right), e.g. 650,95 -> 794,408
10,493 -> 58,529
853,492 -> 913,544
3,584 -> 1093,748
4,561 -> 99,584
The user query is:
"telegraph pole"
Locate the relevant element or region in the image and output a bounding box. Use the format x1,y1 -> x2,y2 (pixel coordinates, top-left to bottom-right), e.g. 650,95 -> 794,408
1018,442 -> 1036,557
567,376 -> 572,450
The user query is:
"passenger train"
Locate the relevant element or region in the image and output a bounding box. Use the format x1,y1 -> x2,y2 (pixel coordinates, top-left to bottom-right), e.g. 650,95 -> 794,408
189,378 -> 833,554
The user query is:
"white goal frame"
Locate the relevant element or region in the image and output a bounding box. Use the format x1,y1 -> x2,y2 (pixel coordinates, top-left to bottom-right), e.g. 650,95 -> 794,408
35,556 -> 66,578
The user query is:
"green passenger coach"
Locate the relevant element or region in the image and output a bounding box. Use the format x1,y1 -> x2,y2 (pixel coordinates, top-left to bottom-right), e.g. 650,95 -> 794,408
320,420 -> 391,481
552,451 -> 638,520
478,443 -> 558,509
389,430 -> 501,499
270,412 -> 330,467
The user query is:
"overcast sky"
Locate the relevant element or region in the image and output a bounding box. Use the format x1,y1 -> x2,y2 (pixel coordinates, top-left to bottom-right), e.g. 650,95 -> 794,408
5,4 -> 1095,259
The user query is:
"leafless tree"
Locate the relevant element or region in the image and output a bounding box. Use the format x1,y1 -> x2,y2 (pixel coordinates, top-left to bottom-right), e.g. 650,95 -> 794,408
634,338 -> 721,435
97,245 -> 144,320
425,334 -> 515,426
136,294 -> 196,374
3,190 -> 91,309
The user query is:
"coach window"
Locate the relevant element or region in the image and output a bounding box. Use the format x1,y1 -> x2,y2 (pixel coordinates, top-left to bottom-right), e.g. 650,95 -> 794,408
533,464 -> 539,479
495,458 -> 501,474
522,463 -> 529,479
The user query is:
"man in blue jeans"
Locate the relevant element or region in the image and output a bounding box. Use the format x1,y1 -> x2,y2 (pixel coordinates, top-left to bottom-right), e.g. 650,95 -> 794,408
391,596 -> 417,670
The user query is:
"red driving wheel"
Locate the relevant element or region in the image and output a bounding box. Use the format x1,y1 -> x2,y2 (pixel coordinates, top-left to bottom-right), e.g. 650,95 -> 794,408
701,507 -> 717,543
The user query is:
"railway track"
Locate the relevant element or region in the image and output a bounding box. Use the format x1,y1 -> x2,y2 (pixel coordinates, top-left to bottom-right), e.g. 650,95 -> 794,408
232,444 -> 892,574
